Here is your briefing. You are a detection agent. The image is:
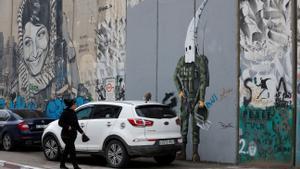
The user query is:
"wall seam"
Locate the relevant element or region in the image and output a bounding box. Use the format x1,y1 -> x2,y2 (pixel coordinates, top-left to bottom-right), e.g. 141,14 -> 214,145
10,0 -> 13,37
155,0 -> 159,101
236,0 -> 240,165
293,0 -> 297,166
72,0 -> 75,40
124,0 -> 128,98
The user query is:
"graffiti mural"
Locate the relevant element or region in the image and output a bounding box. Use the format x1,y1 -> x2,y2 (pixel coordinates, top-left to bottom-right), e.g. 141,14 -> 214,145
0,0 -> 127,118
173,0 -> 209,162
95,17 -> 126,101
239,0 -> 293,163
15,0 -> 86,115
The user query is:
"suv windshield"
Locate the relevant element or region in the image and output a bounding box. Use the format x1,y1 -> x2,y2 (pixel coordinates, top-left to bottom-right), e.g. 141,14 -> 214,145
136,105 -> 177,119
11,109 -> 46,119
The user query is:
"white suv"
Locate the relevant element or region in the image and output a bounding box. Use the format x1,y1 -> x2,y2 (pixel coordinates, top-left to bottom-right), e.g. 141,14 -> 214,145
41,101 -> 182,168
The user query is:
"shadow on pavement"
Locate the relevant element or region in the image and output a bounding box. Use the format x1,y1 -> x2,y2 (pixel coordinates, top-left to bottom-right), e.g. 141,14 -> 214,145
0,145 -> 42,152
76,155 -> 173,168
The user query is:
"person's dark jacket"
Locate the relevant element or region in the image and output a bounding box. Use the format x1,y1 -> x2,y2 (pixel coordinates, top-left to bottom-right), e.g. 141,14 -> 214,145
58,108 -> 83,139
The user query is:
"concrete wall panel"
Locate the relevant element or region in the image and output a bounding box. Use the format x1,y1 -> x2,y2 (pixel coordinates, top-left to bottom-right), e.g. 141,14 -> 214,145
239,0 -> 294,164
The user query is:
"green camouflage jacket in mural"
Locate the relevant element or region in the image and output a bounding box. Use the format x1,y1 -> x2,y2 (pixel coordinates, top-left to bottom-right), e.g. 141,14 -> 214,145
174,54 -> 209,103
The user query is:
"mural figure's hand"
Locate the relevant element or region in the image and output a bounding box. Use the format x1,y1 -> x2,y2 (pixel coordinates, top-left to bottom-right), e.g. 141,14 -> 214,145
179,90 -> 185,98
199,100 -> 205,108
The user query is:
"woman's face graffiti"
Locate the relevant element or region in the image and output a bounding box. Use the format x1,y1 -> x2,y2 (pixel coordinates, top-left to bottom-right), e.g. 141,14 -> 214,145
23,22 -> 49,75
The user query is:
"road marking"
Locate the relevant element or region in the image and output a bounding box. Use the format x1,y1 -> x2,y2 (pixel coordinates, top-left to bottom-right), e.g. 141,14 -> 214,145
0,160 -> 44,169
0,160 -> 5,167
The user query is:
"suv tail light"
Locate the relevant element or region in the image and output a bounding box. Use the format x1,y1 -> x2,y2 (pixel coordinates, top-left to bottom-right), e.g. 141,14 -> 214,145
17,121 -> 29,131
128,118 -> 154,127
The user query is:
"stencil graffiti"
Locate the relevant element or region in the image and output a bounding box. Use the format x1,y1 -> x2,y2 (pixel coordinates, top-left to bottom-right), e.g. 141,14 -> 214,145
255,77 -> 271,99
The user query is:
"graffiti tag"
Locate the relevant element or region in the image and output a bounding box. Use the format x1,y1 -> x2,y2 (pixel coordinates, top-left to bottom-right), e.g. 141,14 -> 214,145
220,88 -> 233,101
205,94 -> 218,109
219,122 -> 234,129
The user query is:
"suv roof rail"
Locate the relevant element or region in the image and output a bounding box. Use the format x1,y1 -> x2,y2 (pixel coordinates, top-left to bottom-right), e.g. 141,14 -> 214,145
115,101 -> 135,105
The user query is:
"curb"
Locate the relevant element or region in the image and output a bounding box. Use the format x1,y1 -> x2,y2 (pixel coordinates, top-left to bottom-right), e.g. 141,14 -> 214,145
0,160 -> 43,169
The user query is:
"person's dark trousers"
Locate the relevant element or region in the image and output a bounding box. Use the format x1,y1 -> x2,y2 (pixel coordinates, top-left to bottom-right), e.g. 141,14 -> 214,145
60,136 -> 80,169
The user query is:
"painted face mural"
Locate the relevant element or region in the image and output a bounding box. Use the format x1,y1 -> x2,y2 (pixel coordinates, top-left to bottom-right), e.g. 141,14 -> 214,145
23,22 -> 49,75
18,0 -> 56,98
0,0 -> 126,118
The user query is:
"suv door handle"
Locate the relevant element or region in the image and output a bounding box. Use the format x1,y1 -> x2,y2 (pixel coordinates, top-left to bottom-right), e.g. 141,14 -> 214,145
107,122 -> 112,127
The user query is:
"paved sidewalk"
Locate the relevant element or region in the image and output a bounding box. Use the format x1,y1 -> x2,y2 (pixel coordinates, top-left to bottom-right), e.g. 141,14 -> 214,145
0,159 -> 290,169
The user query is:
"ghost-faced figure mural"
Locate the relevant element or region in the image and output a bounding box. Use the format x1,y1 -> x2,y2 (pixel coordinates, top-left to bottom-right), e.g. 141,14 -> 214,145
174,0 -> 209,162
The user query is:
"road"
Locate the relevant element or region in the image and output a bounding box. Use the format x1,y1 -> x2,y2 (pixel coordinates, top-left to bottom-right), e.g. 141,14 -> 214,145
0,147 -> 278,169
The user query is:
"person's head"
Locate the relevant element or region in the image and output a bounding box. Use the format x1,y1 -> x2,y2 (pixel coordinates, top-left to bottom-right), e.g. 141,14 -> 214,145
143,92 -> 152,103
20,0 -> 50,76
64,99 -> 76,110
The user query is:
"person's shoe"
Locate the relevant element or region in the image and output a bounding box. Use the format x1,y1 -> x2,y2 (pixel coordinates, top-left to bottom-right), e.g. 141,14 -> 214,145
192,152 -> 200,162
176,151 -> 186,160
176,143 -> 186,160
60,165 -> 69,169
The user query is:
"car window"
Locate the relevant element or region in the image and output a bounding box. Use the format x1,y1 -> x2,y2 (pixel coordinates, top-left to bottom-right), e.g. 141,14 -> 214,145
135,105 -> 177,119
0,110 -> 10,121
11,109 -> 46,119
92,105 -> 122,119
76,107 -> 92,120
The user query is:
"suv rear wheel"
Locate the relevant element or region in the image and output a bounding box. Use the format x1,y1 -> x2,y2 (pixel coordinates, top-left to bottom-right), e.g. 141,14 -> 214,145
105,140 -> 129,168
154,153 -> 176,165
43,135 -> 60,161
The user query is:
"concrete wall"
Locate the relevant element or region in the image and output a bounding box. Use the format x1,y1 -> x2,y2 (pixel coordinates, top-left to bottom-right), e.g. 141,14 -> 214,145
126,0 -> 238,163
239,0 -> 294,165
1,0 -> 298,166
126,0 -> 157,100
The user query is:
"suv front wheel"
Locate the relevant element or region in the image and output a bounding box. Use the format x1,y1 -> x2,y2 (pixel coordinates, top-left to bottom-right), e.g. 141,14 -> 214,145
43,135 -> 61,161
105,140 -> 129,168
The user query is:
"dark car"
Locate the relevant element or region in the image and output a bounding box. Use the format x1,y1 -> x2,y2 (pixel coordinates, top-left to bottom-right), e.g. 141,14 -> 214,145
0,109 -> 55,151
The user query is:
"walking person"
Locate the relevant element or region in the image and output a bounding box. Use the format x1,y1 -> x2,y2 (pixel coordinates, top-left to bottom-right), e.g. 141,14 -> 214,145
58,99 -> 86,169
